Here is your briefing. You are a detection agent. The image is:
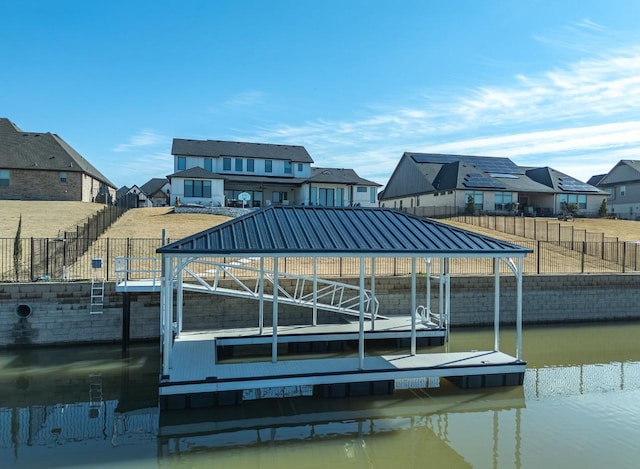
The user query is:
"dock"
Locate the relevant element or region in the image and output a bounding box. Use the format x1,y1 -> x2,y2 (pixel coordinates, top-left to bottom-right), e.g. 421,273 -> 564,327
147,206 -> 531,409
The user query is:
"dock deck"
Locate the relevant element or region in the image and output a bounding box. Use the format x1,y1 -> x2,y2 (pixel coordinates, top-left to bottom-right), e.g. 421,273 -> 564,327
160,336 -> 524,407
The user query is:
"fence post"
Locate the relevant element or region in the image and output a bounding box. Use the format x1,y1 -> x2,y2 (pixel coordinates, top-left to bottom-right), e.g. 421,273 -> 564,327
30,237 -> 34,280
622,242 -> 626,273
537,240 -> 541,274
581,241 -> 585,273
106,238 -> 110,281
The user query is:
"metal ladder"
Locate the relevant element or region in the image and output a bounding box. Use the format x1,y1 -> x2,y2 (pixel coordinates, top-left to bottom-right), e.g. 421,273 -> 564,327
90,278 -> 105,314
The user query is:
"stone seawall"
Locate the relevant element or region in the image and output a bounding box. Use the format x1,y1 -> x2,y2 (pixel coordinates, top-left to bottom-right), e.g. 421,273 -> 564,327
1,274 -> 638,347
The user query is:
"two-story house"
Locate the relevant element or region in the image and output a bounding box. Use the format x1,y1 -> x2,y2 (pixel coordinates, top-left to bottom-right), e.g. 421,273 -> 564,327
591,160 -> 640,220
168,138 -> 380,208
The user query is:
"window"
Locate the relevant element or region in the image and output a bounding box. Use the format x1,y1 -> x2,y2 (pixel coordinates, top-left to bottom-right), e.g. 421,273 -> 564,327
494,192 -> 513,210
559,193 -> 587,210
370,188 -> 377,204
265,160 -> 273,173
235,158 -> 243,171
297,163 -> 303,172
465,191 -> 484,209
620,185 -> 626,197
273,191 -> 288,203
319,188 -> 335,206
284,161 -> 292,174
184,180 -> 211,198
223,158 -> 231,171
416,195 -> 420,207
247,159 -> 255,172
177,157 -> 186,171
59,172 -> 67,183
204,158 -> 213,171
0,169 -> 9,186
357,186 -> 367,193
336,188 -> 344,207
310,187 -> 318,205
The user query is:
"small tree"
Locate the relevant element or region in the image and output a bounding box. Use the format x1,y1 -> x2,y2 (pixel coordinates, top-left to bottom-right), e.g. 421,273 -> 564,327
598,199 -> 608,218
13,215 -> 22,281
560,201 -> 578,219
465,195 -> 475,215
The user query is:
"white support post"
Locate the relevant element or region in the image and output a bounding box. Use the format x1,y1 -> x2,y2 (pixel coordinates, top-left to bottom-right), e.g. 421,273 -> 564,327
494,257 -> 500,351
313,257 -> 318,326
162,255 -> 173,377
426,258 -> 432,317
439,258 -> 445,329
411,257 -> 417,356
370,257 -> 376,331
358,257 -> 365,370
176,266 -> 183,337
516,257 -> 523,361
444,258 -> 451,342
259,257 -> 264,335
272,257 -> 279,364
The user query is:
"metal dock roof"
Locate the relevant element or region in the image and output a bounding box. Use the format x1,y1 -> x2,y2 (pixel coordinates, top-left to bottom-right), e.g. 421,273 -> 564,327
157,206 -> 531,257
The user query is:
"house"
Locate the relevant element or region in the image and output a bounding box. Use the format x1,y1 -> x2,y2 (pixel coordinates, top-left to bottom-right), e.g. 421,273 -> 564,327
0,118 -> 116,202
379,153 -> 606,217
140,178 -> 170,206
591,160 -> 640,220
168,138 -> 380,207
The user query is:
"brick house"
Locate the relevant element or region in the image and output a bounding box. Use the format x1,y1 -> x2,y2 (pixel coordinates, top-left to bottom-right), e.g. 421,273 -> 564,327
0,118 -> 116,202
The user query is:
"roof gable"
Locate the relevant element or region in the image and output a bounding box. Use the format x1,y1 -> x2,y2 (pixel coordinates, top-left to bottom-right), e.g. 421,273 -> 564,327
158,206 -> 531,257
0,118 -> 116,188
308,167 -> 381,186
599,160 -> 640,185
172,138 -> 314,163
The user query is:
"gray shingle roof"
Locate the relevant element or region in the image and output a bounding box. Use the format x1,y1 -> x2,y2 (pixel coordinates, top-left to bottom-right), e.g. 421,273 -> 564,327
140,178 -> 169,195
308,167 -> 381,186
167,167 -> 222,179
157,205 -> 531,257
0,118 -> 116,188
172,138 -> 314,163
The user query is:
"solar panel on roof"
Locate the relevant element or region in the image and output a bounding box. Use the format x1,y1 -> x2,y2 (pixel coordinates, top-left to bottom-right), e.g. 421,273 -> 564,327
411,154 -> 522,174
463,173 -> 507,189
558,177 -> 600,192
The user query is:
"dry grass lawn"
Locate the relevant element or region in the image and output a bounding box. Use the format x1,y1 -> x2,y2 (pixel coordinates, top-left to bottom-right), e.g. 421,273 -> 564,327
441,216 -> 640,243
101,207 -> 231,240
0,201 -> 106,238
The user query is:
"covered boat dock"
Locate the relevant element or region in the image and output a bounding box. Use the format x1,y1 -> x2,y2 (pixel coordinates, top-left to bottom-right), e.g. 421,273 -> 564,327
155,206 -> 531,409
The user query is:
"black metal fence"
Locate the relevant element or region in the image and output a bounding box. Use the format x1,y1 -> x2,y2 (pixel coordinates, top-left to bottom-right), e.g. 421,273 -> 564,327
1,236 -> 638,283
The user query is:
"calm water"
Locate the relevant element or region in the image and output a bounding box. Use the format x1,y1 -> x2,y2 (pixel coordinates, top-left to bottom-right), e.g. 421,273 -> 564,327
2,322 -> 640,468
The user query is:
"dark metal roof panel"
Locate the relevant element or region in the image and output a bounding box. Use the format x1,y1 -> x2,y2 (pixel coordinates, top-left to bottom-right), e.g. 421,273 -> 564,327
158,206 -> 531,256
171,138 -> 314,163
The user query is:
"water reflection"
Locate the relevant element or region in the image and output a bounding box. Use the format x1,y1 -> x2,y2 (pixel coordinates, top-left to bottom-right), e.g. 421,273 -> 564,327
2,323 -> 640,468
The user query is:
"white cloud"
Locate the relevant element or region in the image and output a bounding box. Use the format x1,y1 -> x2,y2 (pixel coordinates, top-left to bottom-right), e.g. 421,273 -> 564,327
223,90 -> 267,108
113,129 -> 166,152
235,38 -> 640,187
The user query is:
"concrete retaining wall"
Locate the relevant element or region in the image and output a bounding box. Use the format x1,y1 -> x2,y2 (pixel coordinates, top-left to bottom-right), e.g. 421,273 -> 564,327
1,274 -> 638,347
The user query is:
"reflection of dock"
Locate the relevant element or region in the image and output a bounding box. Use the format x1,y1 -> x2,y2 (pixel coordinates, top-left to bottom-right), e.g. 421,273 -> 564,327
158,384 -> 525,455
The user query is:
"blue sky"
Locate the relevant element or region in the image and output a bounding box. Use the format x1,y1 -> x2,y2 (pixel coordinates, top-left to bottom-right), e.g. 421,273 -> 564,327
2,0 -> 639,189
